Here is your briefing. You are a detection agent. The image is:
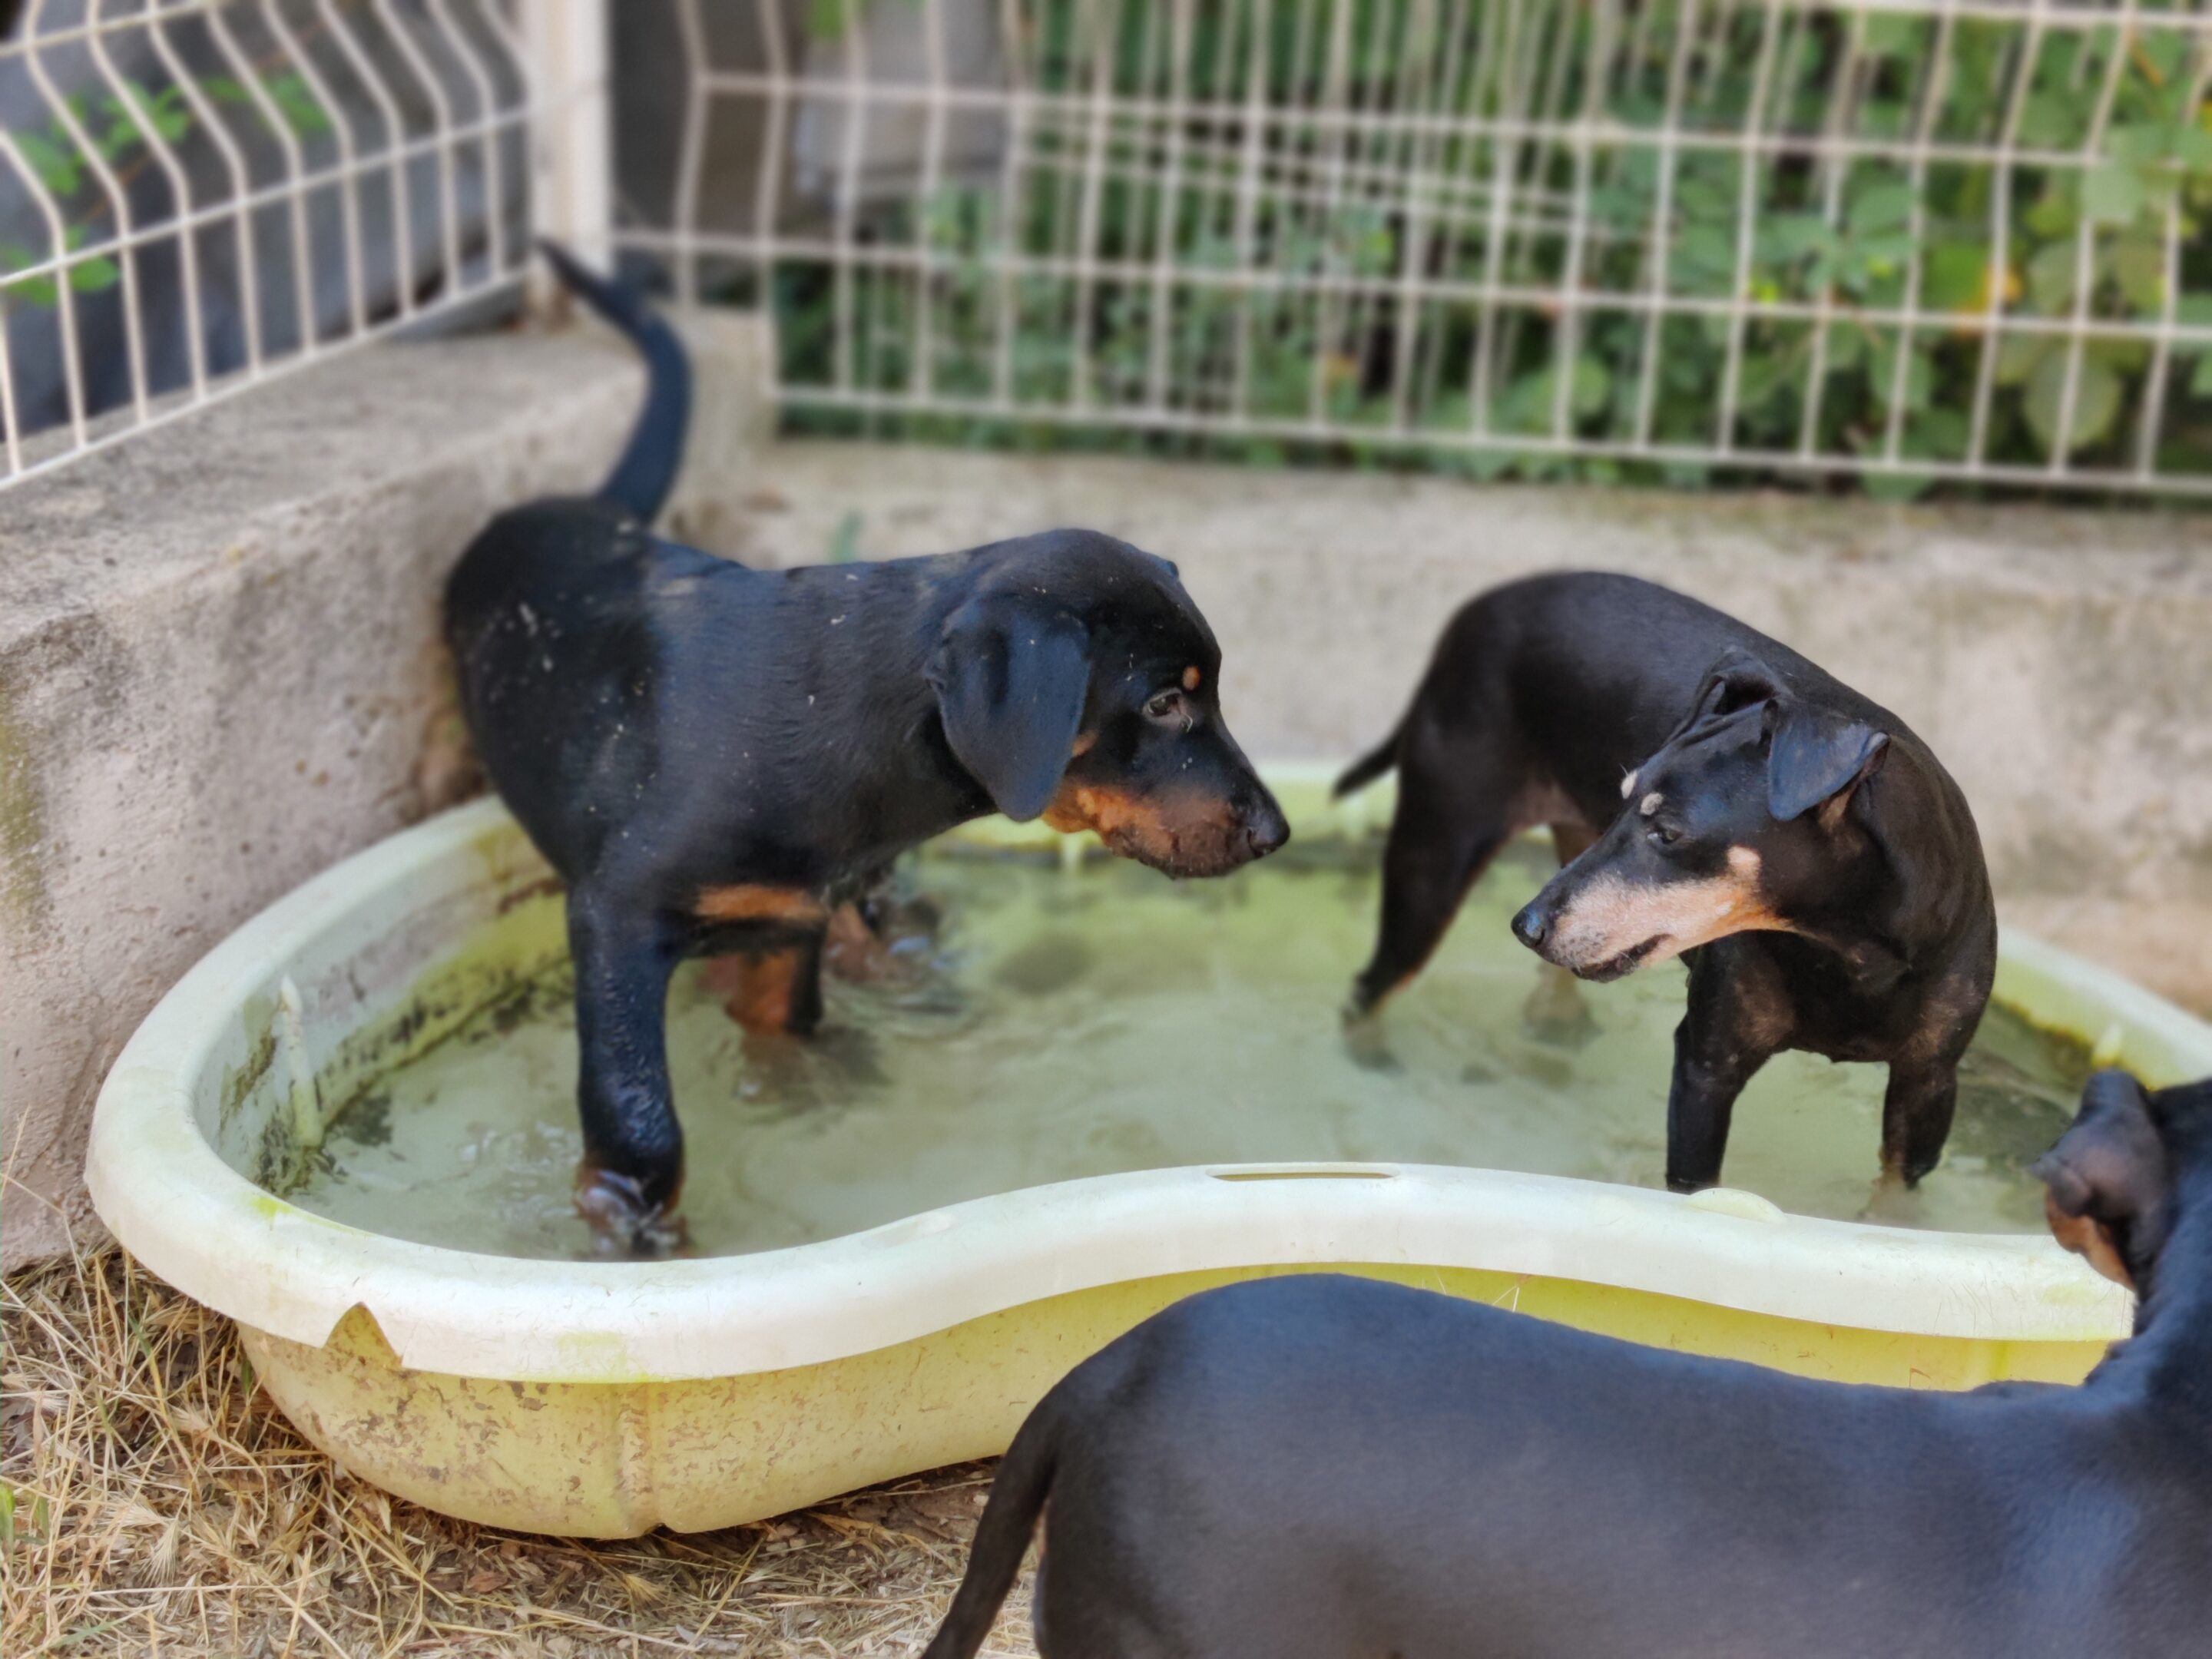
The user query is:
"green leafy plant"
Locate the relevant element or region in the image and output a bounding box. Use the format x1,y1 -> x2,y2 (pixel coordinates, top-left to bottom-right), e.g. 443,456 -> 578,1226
773,1 -> 2212,498
2,71 -> 330,312
0,224 -> 119,306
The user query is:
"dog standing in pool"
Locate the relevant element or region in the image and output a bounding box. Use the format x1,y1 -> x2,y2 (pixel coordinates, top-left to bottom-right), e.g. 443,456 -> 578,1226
923,1068 -> 2205,1659
1337,572 -> 1995,1194
445,246 -> 1287,1253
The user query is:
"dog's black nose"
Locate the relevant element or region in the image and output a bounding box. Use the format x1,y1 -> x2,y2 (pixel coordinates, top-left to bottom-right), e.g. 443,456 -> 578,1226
1511,904 -> 1548,949
1243,799 -> 1290,859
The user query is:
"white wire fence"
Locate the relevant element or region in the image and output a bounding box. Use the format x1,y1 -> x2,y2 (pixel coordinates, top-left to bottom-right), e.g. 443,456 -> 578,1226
0,0 -> 545,488
624,0 -> 2212,496
11,3 -> 2212,498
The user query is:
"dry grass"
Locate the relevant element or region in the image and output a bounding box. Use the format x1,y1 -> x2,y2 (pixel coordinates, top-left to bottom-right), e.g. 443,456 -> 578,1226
2,1247 -> 1035,1658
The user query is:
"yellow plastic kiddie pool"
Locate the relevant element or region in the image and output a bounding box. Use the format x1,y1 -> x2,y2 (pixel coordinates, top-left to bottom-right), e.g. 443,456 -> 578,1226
87,767 -> 2193,1536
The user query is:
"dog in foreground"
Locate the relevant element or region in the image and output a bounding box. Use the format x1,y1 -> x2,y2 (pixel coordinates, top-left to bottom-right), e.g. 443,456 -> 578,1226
924,1068 -> 2198,1659
446,246 -> 1286,1250
1339,571 -> 1995,1191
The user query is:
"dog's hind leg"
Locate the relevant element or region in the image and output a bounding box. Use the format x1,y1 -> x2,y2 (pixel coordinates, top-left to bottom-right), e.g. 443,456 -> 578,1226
703,932 -> 828,1035
823,901 -> 900,983
1349,748 -> 1512,1018
567,889 -> 687,1253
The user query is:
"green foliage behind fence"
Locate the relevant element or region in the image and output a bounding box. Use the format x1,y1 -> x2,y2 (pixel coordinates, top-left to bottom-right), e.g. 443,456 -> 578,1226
759,0 -> 2212,498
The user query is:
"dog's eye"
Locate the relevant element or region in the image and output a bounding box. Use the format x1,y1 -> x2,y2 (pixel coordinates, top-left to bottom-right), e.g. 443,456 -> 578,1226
1144,690 -> 1188,726
1647,823 -> 1681,847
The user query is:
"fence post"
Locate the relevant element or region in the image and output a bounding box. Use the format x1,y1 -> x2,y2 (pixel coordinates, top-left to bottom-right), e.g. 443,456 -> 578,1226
522,0 -> 614,296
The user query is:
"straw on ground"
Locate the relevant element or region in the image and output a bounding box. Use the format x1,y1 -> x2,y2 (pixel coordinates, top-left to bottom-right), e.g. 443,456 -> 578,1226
2,1247 -> 1034,1657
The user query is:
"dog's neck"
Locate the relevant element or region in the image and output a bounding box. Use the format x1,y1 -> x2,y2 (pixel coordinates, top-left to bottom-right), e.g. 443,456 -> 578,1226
1759,861 -> 1919,1001
1776,758 -> 1987,994
1770,913 -> 1912,998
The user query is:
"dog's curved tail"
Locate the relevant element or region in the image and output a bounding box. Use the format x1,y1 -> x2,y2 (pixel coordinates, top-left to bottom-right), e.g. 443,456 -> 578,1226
1334,715 -> 1406,800
920,1400 -> 1059,1659
539,239 -> 692,525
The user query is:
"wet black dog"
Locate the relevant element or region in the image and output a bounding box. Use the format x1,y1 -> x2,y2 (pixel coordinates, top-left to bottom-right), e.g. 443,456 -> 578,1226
1337,571 -> 1994,1190
925,1068 -> 2199,1659
445,247 -> 1286,1250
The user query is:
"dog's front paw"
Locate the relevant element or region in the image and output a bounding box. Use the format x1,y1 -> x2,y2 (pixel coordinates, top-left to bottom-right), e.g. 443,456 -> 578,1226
1521,965 -> 1599,1050
575,1163 -> 689,1257
826,895 -> 944,984
1342,1010 -> 1401,1074
1856,1170 -> 1929,1227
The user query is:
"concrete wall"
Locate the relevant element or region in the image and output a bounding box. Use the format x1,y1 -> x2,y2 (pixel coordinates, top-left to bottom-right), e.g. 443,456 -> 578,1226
0,326 -> 643,1270
5,306 -> 2207,1268
729,445 -> 2212,1020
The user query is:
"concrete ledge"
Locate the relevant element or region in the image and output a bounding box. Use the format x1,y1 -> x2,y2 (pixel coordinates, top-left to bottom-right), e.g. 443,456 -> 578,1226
727,442 -> 2212,1018
0,326 -> 665,1268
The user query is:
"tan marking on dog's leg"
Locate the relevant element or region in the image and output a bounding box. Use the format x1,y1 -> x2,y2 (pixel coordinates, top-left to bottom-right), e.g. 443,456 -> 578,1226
698,955 -> 752,1016
704,947 -> 811,1034
694,884 -> 829,926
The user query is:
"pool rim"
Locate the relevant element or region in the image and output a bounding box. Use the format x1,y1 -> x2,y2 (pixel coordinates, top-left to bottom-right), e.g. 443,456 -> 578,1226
86,764 -> 2187,1385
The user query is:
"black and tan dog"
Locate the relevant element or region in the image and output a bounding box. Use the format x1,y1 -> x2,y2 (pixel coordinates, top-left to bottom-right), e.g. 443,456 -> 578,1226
446,247 -> 1286,1250
926,1068 -> 2201,1659
1337,571 -> 1995,1191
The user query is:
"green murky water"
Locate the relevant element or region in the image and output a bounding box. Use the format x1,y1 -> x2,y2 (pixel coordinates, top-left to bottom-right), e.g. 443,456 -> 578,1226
283,838 -> 2091,1260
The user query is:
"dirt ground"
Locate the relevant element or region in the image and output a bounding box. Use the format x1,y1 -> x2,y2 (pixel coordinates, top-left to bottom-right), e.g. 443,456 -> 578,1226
1,1248 -> 1035,1657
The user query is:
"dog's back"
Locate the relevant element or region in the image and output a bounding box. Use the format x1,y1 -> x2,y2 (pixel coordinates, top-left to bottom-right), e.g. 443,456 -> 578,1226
1363,571 -> 1906,825
948,1272 -> 2193,1658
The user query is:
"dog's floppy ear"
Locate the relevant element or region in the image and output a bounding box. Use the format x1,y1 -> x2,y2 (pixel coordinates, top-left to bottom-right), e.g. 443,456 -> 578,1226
2032,1069 -> 2170,1291
928,593 -> 1091,823
1671,648 -> 1889,826
1766,704 -> 1889,826
1687,647 -> 1783,729
1657,647 -> 1785,753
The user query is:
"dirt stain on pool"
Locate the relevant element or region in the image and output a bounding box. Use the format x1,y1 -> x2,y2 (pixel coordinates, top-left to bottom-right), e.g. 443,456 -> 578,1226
283,838 -> 2091,1260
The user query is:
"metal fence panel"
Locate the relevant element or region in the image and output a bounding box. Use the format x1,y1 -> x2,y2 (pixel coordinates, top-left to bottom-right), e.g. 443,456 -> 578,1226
628,0 -> 2212,495
0,0 -> 541,487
